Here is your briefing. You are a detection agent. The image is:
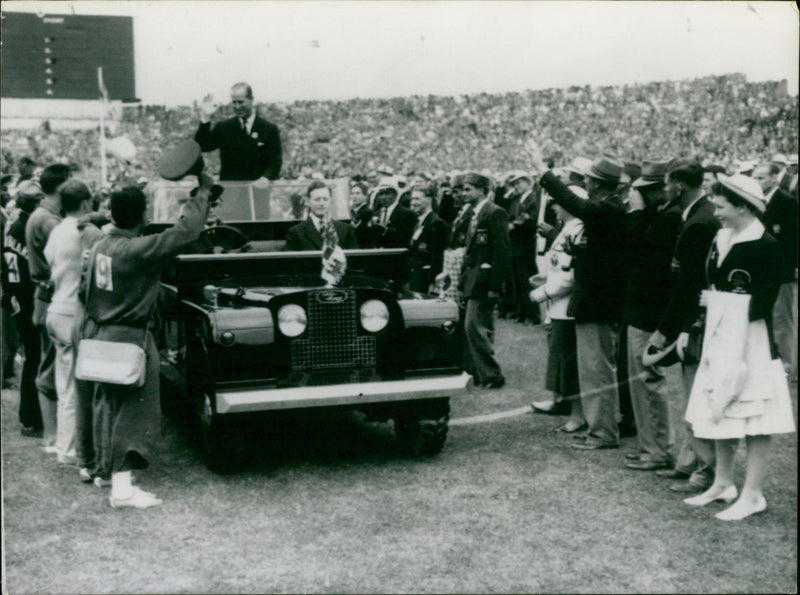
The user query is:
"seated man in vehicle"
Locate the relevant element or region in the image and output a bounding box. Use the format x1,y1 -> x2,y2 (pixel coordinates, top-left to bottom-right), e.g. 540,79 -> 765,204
285,181 -> 359,251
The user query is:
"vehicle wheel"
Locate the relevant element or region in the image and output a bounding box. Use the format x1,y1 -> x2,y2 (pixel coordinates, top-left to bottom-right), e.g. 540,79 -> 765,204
394,398 -> 450,456
198,392 -> 238,473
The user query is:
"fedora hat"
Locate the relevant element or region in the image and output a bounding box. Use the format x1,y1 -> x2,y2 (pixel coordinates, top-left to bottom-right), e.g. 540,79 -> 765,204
565,156 -> 592,177
715,173 -> 766,214
585,155 -> 623,184
632,160 -> 670,188
158,139 -> 204,181
641,338 -> 682,368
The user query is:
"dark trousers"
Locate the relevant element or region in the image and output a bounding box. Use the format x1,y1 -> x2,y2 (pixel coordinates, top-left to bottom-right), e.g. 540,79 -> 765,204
507,250 -> 539,323
15,310 -> 43,429
465,297 -> 503,384
616,323 -> 635,433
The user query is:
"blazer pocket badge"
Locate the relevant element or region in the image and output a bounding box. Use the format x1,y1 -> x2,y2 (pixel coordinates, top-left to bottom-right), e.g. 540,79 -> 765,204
476,230 -> 489,245
419,242 -> 428,251
772,224 -> 781,235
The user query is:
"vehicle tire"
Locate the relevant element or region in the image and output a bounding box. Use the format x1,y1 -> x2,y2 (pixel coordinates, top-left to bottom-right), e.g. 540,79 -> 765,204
394,398 -> 450,456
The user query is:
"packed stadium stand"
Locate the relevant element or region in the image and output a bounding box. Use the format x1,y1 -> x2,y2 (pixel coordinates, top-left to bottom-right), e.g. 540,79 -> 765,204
1,74 -> 797,187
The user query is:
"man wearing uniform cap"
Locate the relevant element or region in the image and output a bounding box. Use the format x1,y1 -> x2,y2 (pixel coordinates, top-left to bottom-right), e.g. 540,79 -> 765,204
648,158 -> 719,492
459,172 -> 511,388
195,82 -> 282,182
25,164 -> 73,451
527,144 -> 628,450
622,160 -> 684,470
752,162 -> 798,380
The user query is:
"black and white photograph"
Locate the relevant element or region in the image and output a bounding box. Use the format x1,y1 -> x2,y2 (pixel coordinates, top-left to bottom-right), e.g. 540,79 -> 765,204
0,1 -> 797,592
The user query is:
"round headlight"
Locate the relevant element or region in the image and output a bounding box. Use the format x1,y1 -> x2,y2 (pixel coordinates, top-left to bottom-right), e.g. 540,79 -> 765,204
277,304 -> 307,338
360,299 -> 389,333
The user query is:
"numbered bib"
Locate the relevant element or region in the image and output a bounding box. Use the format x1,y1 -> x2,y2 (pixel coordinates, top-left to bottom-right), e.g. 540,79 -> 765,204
95,253 -> 114,291
3,252 -> 20,283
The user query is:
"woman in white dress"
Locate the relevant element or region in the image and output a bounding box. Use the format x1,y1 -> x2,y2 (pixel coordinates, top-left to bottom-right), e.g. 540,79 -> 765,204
529,186 -> 587,432
682,174 -> 795,520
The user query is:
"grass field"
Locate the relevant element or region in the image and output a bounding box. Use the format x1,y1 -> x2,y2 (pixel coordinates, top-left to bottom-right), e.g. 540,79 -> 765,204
1,320 -> 797,594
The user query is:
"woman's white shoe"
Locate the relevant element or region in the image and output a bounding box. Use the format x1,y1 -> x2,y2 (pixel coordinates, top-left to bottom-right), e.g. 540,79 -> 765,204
715,496 -> 767,521
683,485 -> 738,507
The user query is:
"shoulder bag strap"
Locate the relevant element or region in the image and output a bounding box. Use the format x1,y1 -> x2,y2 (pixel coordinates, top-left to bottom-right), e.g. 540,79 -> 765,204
79,241 -> 102,339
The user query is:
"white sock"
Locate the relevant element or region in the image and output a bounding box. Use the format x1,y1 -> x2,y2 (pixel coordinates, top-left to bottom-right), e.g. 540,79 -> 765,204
111,471 -> 134,500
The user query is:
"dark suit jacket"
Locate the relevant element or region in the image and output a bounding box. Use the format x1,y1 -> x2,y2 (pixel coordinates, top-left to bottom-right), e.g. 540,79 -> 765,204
195,115 -> 282,181
408,211 -> 448,292
436,189 -> 458,224
540,171 -> 627,323
657,196 -> 720,341
350,204 -> 377,248
379,203 -> 418,248
508,188 -> 558,260
285,219 -> 359,251
460,201 -> 512,299
622,202 -> 683,332
761,187 -> 798,283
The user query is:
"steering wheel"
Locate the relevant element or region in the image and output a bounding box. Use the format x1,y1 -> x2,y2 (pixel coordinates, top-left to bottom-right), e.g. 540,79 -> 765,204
198,225 -> 250,253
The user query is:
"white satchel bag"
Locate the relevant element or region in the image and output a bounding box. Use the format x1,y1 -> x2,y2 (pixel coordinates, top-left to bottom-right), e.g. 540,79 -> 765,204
74,242 -> 149,387
75,338 -> 147,387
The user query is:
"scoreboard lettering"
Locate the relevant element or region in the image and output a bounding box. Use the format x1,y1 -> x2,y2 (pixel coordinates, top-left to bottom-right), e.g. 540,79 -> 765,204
1,11 -> 136,100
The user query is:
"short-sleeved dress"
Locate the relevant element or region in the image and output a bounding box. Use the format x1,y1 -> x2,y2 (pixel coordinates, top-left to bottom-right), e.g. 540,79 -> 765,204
685,220 -> 795,439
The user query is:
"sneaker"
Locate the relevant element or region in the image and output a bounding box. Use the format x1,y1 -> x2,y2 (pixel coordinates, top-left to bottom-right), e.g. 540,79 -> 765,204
79,468 -> 93,483
109,487 -> 162,509
42,445 -> 58,455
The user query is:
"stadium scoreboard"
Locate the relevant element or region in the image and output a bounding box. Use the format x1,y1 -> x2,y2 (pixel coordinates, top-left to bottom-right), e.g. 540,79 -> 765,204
1,11 -> 136,100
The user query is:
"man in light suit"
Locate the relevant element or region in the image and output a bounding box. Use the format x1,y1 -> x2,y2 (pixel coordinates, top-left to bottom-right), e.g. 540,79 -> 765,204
285,181 -> 358,251
195,82 -> 282,182
408,186 -> 448,293
459,173 -> 512,388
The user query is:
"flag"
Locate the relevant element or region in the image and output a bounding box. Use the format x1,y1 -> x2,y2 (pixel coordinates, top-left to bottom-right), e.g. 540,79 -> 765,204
321,217 -> 347,286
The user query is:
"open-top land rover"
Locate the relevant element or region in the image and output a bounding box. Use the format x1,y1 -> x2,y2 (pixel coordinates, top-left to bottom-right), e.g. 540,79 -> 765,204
151,181 -> 471,471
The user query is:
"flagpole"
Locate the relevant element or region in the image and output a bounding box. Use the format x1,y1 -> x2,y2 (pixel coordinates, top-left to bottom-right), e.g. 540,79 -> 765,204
98,67 -> 108,188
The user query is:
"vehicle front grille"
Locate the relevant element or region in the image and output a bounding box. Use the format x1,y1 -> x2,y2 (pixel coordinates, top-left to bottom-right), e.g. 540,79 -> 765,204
290,289 -> 376,371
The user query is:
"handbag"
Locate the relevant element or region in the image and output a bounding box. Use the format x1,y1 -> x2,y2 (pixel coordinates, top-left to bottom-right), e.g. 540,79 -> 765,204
75,338 -> 147,387
683,313 -> 705,366
74,242 -> 149,387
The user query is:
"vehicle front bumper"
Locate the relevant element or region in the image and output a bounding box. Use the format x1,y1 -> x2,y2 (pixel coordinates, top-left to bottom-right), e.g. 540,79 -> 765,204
215,372 -> 473,413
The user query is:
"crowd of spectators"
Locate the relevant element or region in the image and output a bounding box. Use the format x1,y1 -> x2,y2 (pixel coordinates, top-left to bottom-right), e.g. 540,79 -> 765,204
1,74 -> 797,188
1,72 -> 797,516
